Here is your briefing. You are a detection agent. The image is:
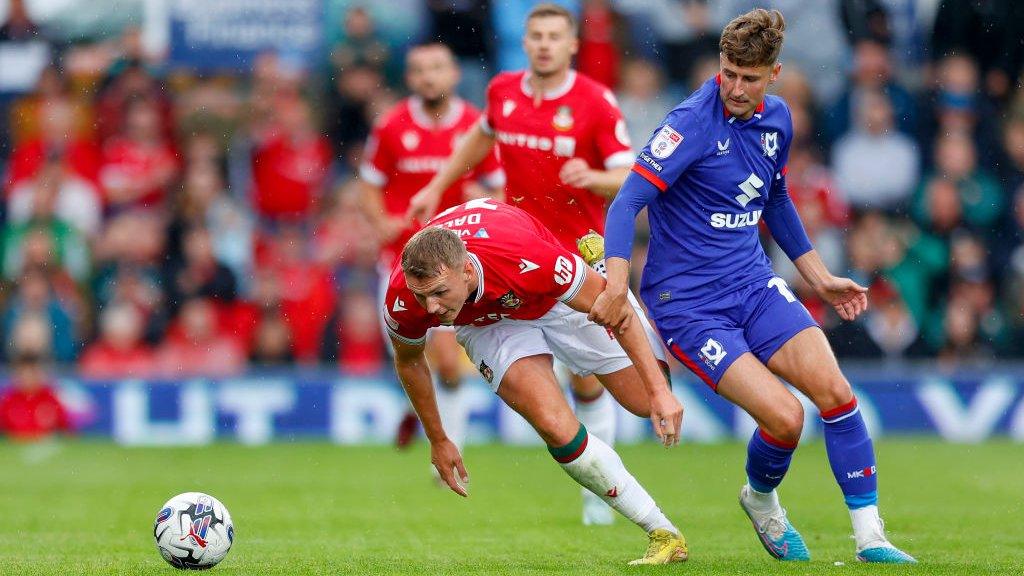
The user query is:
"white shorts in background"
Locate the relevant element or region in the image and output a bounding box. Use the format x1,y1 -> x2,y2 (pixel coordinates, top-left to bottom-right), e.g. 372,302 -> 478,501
456,301 -> 636,392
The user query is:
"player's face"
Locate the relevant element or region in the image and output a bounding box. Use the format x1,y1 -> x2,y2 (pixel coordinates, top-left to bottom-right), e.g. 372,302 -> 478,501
406,46 -> 459,105
405,260 -> 473,326
523,16 -> 578,78
718,54 -> 781,120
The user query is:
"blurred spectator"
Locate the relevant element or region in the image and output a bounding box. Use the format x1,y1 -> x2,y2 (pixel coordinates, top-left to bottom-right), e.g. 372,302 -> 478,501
839,0 -> 892,46
1,269 -> 76,362
95,60 -> 174,145
913,131 -> 1002,231
249,313 -> 294,366
320,291 -> 386,375
157,298 -> 245,377
99,97 -> 178,213
79,304 -> 156,379
312,179 -> 379,288
919,54 -> 1001,170
7,159 -> 101,237
251,97 -> 331,222
330,6 -> 391,75
576,0 -> 628,89
163,226 -> 238,315
831,89 -> 919,213
91,211 -> 168,342
936,295 -> 994,367
821,39 -> 916,148
614,0 -> 718,89
616,59 -> 672,149
326,63 -> 386,168
0,0 -> 52,106
0,315 -> 69,440
1,181 -> 90,283
828,278 -> 930,360
426,0 -> 494,106
6,95 -> 100,191
931,0 -> 1024,100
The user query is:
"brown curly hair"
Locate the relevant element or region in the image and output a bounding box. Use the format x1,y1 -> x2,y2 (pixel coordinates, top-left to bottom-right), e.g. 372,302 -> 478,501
720,9 -> 786,68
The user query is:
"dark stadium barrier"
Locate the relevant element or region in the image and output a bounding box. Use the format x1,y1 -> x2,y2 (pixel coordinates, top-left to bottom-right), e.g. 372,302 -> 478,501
47,367 -> 1024,445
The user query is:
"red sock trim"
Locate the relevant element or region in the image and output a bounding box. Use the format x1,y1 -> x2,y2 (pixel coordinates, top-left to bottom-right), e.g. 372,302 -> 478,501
759,428 -> 798,450
820,396 -> 858,420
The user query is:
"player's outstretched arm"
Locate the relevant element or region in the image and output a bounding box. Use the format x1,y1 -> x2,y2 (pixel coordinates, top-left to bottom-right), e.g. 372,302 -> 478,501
792,251 -> 869,322
567,268 -> 683,446
391,337 -> 469,496
359,180 -> 406,244
407,123 -> 497,223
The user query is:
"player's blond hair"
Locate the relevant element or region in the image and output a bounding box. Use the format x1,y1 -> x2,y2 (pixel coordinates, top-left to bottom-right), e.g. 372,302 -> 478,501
720,9 -> 786,68
401,226 -> 466,279
527,3 -> 577,36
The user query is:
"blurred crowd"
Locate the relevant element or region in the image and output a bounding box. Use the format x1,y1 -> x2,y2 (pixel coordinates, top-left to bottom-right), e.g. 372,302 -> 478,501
0,0 -> 1023,391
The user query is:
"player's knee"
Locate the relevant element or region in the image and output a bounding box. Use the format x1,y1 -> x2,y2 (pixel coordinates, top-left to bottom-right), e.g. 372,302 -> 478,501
767,401 -> 804,445
532,413 -> 577,446
814,377 -> 854,413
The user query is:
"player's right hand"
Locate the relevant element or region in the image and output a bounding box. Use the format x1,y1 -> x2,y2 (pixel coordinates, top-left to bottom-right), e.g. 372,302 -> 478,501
407,185 -> 441,224
588,288 -> 632,334
430,438 -> 469,497
650,389 -> 684,447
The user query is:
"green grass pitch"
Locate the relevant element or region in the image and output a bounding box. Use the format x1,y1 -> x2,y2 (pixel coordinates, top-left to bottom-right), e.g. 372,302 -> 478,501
0,439 -> 1021,575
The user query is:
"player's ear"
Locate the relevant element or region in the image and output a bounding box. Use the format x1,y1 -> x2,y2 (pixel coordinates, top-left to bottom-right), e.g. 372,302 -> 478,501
770,62 -> 782,83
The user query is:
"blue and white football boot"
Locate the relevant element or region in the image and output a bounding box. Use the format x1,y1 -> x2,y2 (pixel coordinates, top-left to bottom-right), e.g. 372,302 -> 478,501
852,506 -> 918,564
739,485 -> 811,561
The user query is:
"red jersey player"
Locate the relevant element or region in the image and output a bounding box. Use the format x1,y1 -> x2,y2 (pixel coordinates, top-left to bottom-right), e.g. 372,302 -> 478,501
385,198 -> 687,565
405,4 -> 661,525
359,43 -> 503,450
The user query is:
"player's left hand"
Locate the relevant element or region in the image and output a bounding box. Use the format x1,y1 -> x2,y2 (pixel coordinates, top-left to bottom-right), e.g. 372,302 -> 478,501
816,276 -> 869,321
430,439 -> 470,497
650,389 -> 684,447
559,158 -> 597,189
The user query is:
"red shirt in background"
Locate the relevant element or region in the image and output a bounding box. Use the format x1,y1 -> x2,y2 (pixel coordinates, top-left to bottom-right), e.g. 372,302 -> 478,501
252,133 -> 332,220
79,342 -> 158,379
5,138 -> 101,192
0,384 -> 70,439
99,137 -> 178,208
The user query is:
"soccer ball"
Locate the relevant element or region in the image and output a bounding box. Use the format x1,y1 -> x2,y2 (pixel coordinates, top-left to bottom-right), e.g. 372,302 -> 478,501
153,492 -> 234,570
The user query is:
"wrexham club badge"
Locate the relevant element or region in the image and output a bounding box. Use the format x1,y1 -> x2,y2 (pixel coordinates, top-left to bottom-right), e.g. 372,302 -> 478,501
498,290 -> 522,309
552,105 -> 573,131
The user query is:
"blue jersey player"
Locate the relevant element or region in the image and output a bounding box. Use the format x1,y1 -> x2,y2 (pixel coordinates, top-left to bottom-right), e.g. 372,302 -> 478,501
591,9 -> 916,564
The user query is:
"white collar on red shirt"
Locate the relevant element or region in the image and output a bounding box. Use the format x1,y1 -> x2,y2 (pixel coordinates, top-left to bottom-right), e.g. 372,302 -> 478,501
520,69 -> 577,100
467,252 -> 485,303
408,95 -> 465,130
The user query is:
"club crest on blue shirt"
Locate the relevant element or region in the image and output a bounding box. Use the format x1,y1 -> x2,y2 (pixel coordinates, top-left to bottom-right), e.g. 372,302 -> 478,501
651,125 -> 683,159
761,131 -> 779,158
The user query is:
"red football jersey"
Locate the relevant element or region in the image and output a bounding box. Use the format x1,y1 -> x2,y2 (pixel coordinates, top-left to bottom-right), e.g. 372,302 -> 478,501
481,70 -> 633,248
383,198 -> 588,345
360,96 -> 504,262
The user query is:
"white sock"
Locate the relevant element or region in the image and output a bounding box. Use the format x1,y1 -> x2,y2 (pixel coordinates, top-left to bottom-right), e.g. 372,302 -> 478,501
850,505 -> 888,550
435,384 -> 468,450
557,432 -> 679,535
743,483 -> 780,514
574,389 -> 616,446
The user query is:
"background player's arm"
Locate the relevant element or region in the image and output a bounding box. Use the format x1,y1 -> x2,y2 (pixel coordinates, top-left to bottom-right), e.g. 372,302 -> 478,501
558,160 -> 629,198
566,267 -> 683,445
391,337 -> 469,496
359,180 -> 406,244
407,123 -> 496,222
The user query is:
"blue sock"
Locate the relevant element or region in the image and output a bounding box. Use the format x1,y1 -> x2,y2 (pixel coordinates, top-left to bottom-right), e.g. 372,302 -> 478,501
822,397 -> 878,509
745,429 -> 797,493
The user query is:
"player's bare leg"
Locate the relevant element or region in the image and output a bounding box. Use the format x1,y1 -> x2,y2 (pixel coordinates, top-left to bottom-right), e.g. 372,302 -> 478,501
498,355 -> 687,565
767,328 -> 916,563
570,372 -> 616,526
716,353 -> 810,561
427,330 -> 468,450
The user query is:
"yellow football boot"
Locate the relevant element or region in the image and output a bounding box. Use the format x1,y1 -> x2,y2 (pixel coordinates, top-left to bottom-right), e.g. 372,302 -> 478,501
627,528 -> 689,565
576,230 -> 606,274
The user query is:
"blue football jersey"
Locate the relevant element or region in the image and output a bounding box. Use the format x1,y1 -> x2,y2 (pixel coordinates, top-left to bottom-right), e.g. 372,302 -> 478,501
631,75 -> 794,308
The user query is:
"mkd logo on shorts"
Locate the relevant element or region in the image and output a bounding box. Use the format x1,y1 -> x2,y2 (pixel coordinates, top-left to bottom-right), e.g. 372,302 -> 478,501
699,338 -> 727,369
478,361 -> 494,383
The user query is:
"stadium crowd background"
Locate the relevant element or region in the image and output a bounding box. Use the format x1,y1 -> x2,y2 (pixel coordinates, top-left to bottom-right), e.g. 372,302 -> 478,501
0,0 -> 1023,383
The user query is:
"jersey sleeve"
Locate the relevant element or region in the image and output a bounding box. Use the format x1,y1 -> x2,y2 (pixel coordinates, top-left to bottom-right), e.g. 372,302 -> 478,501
479,78 -> 499,136
358,120 -> 393,187
631,108 -> 706,192
763,106 -> 813,260
594,89 -> 634,169
512,235 -> 588,303
381,284 -> 432,346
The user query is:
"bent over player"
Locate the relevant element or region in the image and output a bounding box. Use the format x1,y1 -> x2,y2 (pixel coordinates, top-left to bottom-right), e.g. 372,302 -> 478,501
406,3 -> 658,525
385,198 -> 686,565
592,9 -> 915,564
